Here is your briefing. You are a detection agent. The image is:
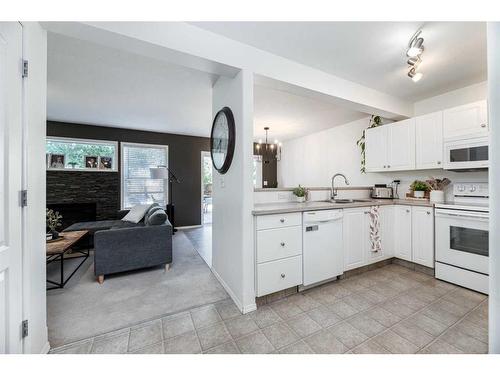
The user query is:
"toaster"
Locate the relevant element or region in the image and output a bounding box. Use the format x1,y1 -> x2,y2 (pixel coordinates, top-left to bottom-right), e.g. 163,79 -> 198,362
371,185 -> 394,199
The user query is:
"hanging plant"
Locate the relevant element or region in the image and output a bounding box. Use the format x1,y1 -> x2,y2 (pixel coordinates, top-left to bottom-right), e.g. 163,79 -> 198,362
357,115 -> 383,173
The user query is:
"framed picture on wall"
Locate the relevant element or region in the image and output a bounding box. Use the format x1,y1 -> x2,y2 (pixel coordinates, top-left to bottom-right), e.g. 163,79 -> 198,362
85,156 -> 98,169
99,156 -> 113,170
50,154 -> 65,169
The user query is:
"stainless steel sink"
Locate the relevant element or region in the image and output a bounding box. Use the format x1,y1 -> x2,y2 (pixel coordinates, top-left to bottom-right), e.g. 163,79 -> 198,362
321,199 -> 373,204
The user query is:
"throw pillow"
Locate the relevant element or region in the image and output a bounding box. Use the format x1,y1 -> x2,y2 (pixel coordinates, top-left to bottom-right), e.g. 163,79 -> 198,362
122,204 -> 153,224
144,203 -> 161,223
148,209 -> 167,226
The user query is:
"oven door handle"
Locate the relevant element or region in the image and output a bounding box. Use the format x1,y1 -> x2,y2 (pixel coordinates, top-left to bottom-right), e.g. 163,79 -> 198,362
435,210 -> 489,220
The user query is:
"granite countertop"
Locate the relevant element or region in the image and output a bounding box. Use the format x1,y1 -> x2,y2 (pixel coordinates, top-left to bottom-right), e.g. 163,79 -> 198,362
252,198 -> 434,216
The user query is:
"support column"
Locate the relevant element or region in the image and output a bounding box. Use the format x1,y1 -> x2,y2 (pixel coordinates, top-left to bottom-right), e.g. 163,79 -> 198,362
487,22 -> 500,354
211,70 -> 255,313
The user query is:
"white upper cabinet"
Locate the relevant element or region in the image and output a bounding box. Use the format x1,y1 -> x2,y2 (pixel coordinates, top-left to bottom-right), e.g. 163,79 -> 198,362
415,111 -> 443,170
365,125 -> 388,172
411,207 -> 434,268
387,119 -> 416,171
365,119 -> 415,172
394,206 -> 412,262
443,100 -> 488,140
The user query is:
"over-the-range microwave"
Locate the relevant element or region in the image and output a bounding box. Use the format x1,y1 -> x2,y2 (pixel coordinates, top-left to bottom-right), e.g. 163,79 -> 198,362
443,136 -> 488,171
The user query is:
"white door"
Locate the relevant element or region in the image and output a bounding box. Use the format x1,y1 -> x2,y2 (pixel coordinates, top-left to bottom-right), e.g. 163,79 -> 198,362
394,206 -> 412,261
416,112 -> 444,169
365,125 -> 387,172
387,119 -> 416,171
411,207 -> 434,268
0,22 -> 24,354
443,100 -> 488,139
343,208 -> 366,270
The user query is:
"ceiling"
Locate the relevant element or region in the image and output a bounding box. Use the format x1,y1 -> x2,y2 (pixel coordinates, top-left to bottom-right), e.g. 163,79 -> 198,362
191,22 -> 487,101
48,32 -> 368,140
254,85 -> 367,141
47,32 -> 216,137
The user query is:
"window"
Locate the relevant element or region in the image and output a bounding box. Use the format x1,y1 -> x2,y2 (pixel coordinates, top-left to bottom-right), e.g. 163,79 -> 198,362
46,137 -> 117,171
121,142 -> 169,209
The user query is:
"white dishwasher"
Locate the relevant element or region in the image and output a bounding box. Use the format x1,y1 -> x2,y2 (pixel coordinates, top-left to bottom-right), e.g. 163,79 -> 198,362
303,209 -> 344,286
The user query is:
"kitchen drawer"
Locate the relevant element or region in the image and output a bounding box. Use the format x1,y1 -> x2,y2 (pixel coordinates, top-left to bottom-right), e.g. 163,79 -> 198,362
256,255 -> 302,297
256,212 -> 301,230
256,226 -> 302,263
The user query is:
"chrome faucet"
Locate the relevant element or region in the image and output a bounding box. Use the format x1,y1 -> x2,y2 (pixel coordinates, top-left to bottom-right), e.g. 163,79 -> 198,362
331,173 -> 350,200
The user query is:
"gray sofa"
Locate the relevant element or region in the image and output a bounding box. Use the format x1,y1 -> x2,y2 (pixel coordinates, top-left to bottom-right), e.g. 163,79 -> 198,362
64,208 -> 172,284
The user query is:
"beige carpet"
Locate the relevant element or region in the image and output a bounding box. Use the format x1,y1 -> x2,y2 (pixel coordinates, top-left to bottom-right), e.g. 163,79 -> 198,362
47,231 -> 228,348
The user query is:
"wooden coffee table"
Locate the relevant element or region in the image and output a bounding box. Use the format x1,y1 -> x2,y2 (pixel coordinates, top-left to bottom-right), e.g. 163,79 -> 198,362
46,230 -> 89,290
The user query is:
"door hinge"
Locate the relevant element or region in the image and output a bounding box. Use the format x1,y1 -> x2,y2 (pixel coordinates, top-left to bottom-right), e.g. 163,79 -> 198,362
20,190 -> 28,207
22,320 -> 29,338
22,60 -> 28,78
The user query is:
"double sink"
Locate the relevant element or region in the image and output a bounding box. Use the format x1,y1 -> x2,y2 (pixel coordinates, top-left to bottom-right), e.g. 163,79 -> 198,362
321,198 -> 373,204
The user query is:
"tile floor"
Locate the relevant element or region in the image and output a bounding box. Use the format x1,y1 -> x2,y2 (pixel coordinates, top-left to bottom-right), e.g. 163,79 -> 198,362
50,264 -> 489,354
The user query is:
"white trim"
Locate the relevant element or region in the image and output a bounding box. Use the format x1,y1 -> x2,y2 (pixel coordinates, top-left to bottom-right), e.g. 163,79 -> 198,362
40,341 -> 50,354
211,268 -> 254,314
46,136 -> 118,172
120,142 -> 169,210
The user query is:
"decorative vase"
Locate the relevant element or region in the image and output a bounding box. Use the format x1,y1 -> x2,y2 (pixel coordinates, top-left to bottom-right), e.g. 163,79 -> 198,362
413,191 -> 425,198
430,190 -> 445,203
50,230 -> 59,240
295,196 -> 306,203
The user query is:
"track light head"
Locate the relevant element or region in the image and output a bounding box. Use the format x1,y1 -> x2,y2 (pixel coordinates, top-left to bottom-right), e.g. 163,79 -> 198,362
408,68 -> 423,82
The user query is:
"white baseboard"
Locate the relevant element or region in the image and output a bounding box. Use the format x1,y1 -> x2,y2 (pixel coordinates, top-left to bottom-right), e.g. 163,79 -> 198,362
211,268 -> 245,313
41,341 -> 50,354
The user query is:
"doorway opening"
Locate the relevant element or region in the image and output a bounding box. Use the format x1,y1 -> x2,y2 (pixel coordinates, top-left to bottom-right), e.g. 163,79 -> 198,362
202,151 -> 213,225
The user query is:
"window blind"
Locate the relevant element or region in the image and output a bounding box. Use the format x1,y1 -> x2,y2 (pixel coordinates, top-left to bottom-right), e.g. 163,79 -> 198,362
121,143 -> 168,209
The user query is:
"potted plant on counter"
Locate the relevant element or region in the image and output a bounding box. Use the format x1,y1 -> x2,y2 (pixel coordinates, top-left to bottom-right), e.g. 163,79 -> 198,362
293,185 -> 308,203
410,180 -> 430,199
426,177 -> 451,203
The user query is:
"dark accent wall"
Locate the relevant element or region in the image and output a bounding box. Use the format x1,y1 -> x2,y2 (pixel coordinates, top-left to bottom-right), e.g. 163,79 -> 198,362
47,121 -> 210,227
253,143 -> 278,188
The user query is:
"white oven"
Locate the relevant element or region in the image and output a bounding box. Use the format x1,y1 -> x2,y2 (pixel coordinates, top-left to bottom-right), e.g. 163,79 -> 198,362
434,183 -> 489,294
443,136 -> 488,171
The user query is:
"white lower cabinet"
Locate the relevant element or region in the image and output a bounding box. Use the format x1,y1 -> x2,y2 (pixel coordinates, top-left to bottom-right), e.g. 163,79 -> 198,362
411,207 -> 434,268
255,213 -> 303,297
256,255 -> 302,297
394,205 -> 434,268
394,206 -> 412,261
343,208 -> 367,271
343,206 -> 393,271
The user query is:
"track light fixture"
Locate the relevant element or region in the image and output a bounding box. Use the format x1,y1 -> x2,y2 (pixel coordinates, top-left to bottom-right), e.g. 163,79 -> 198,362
406,30 -> 424,82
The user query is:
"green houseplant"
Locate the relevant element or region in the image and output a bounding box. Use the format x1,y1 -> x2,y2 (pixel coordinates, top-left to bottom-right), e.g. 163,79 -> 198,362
292,185 -> 308,203
410,180 -> 430,199
46,208 -> 63,239
357,115 -> 383,173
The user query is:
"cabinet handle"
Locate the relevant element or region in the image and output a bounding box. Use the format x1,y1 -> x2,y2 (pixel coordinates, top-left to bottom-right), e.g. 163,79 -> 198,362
406,209 -> 410,213
280,218 -> 285,223
427,211 -> 431,215
481,123 -> 487,128
437,161 -> 441,165
387,165 -> 391,168
280,242 -> 285,247
383,165 -> 386,168
281,273 -> 286,279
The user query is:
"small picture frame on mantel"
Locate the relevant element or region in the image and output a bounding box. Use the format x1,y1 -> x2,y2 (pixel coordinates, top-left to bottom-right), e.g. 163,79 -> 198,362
85,156 -> 98,169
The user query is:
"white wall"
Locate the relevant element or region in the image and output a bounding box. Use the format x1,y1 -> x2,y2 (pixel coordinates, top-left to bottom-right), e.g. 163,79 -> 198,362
212,71 -> 255,313
414,81 -> 487,116
487,22 -> 500,354
22,22 -> 49,354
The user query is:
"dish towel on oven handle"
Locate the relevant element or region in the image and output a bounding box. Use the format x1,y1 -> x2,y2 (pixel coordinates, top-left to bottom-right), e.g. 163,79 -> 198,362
368,205 -> 381,253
